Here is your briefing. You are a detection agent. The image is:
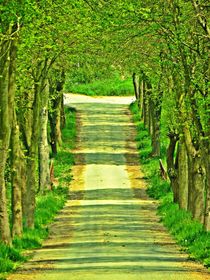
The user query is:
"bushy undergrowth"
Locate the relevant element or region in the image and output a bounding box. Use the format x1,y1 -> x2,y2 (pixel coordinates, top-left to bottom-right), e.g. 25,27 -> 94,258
65,77 -> 134,96
0,108 -> 76,277
130,101 -> 210,269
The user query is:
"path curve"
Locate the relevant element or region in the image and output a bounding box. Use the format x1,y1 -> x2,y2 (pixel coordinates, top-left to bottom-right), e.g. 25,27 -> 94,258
8,94 -> 209,280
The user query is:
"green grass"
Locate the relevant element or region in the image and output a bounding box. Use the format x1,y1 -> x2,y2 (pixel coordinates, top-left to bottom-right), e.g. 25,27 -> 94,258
130,101 -> 210,269
0,107 -> 76,277
65,77 -> 134,96
54,107 -> 76,185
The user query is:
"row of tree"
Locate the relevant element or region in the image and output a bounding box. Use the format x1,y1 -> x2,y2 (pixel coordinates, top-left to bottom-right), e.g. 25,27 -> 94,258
0,0 -> 97,245
127,1 -> 209,230
0,0 -> 209,248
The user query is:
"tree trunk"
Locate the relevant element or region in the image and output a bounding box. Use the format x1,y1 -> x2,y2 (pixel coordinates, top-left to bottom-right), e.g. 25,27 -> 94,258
25,84 -> 40,229
20,152 -> 27,222
39,83 -> 51,193
147,82 -> 153,136
151,117 -> 161,157
60,93 -> 66,129
178,139 -> 188,210
8,36 -> 23,237
55,101 -> 62,147
11,118 -> 23,237
204,154 -> 210,230
49,87 -> 63,155
150,96 -> 162,157
143,81 -> 149,129
49,114 -> 58,155
166,132 -> 179,203
138,79 -> 144,118
0,32 -> 16,245
204,115 -> 210,230
191,156 -> 205,223
132,73 -> 139,100
187,155 -> 194,212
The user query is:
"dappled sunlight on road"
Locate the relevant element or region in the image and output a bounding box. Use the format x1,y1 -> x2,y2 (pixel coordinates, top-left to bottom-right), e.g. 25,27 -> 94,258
7,94 -> 210,280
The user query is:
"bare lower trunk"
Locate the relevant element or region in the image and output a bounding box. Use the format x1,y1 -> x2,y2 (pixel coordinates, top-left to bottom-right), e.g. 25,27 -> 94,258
132,73 -> 139,100
178,139 -> 188,210
60,94 -> 66,129
55,104 -> 62,146
39,84 -> 50,192
49,89 -> 63,154
25,85 -> 40,229
192,157 -> 205,223
204,157 -> 210,230
188,156 -> 194,213
149,100 -> 153,137
151,119 -> 161,157
166,133 -> 179,203
20,151 -> 27,222
188,154 -> 205,223
139,79 -> 144,118
143,82 -> 149,129
151,101 -> 161,157
147,82 -> 153,136
11,119 -> 23,237
0,28 -> 17,245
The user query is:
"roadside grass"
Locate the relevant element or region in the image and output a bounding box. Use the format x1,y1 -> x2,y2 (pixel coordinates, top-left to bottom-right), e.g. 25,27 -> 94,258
130,101 -> 210,270
65,77 -> 134,96
0,107 -> 76,278
53,107 -> 76,185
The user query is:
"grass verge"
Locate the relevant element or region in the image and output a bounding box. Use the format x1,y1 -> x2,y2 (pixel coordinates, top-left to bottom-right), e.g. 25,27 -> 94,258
0,107 -> 76,278
65,77 -> 134,96
130,101 -> 210,270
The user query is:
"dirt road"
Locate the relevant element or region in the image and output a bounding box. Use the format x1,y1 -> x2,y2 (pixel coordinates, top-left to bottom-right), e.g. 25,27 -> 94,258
8,94 -> 209,280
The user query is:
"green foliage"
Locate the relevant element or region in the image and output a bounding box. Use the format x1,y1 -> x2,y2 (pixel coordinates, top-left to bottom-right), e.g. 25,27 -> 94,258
130,100 -> 210,269
0,258 -> 13,273
54,108 -> 76,184
61,108 -> 76,149
13,230 -> 44,250
65,76 -> 134,96
0,109 -> 75,274
0,243 -> 24,273
35,188 -> 67,228
147,176 -> 171,199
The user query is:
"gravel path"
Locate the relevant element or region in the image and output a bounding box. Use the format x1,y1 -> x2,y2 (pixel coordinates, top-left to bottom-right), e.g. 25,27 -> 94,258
7,94 -> 210,280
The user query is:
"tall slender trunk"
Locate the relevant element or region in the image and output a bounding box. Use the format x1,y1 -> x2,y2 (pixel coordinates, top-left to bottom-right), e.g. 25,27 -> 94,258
132,73 -> 139,100
25,84 -> 40,229
11,117 -> 23,237
20,152 -> 27,222
143,81 -> 149,129
150,96 -> 162,157
166,133 -> 179,203
190,155 -> 205,223
204,153 -> 210,230
147,82 -> 153,136
0,29 -> 17,244
60,93 -> 66,129
151,115 -> 161,157
204,112 -> 210,230
9,38 -> 23,237
138,79 -> 144,118
178,138 -> 188,210
39,83 -> 50,193
49,88 -> 63,155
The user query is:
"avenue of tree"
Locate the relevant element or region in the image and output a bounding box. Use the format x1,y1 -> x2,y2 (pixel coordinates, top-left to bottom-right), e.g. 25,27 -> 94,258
0,0 -> 209,247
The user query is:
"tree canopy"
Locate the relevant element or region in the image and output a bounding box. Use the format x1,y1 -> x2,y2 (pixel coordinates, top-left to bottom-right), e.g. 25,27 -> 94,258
0,0 -> 209,249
